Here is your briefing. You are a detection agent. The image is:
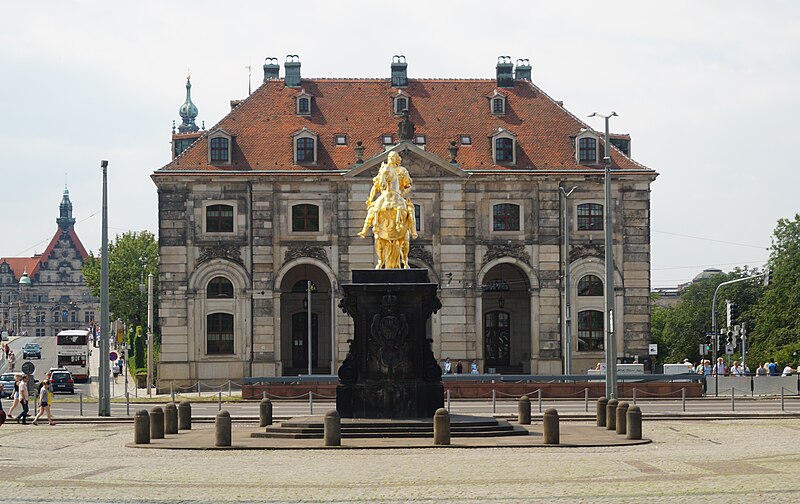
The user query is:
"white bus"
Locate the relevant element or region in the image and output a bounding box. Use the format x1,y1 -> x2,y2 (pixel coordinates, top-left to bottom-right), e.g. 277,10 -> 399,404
56,329 -> 91,382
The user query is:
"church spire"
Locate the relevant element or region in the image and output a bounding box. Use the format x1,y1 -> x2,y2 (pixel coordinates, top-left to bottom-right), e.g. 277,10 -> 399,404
178,76 -> 199,133
57,186 -> 76,231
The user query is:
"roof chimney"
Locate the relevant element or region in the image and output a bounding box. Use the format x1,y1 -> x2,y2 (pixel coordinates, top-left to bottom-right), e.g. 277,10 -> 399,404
284,55 -> 301,87
496,56 -> 514,88
514,58 -> 531,81
263,57 -> 279,82
391,55 -> 408,87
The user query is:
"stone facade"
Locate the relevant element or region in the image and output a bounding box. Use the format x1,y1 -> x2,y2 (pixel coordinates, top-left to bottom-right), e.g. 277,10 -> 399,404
152,57 -> 657,387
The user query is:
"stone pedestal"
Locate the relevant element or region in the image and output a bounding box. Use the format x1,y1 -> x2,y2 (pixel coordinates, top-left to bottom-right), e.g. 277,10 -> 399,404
336,269 -> 444,419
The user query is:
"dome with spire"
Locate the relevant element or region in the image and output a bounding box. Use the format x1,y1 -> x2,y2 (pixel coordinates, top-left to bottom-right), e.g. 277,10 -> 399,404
178,77 -> 199,133
57,186 -> 76,230
19,268 -> 31,285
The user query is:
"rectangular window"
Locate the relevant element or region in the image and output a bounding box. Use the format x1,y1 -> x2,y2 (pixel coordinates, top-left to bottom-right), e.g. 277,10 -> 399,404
395,97 -> 407,114
207,313 -> 234,355
579,137 -> 597,163
292,204 -> 320,232
84,311 -> 94,324
414,203 -> 421,235
492,203 -> 520,231
578,310 -> 604,351
71,311 -> 77,322
210,137 -> 230,163
495,138 -> 514,163
296,137 -> 315,163
206,204 -> 235,233
335,134 -> 347,146
577,203 -> 603,231
493,98 -> 505,114
298,97 -> 310,114
460,135 -> 472,145
381,134 -> 393,145
53,312 -> 59,323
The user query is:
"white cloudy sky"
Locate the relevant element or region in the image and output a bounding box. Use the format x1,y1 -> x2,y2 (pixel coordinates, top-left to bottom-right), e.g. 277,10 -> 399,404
1,0 -> 797,287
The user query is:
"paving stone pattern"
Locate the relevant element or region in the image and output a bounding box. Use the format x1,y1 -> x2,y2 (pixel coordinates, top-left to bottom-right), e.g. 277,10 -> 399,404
0,419 -> 798,503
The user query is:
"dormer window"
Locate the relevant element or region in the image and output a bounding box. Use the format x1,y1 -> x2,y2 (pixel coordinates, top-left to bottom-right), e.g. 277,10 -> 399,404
292,127 -> 318,164
575,130 -> 600,164
487,89 -> 507,116
491,128 -> 517,165
208,130 -> 232,165
393,90 -> 411,115
295,89 -> 313,116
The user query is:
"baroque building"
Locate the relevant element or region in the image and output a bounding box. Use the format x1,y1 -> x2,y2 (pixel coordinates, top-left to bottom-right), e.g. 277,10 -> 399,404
153,55 -> 657,386
0,189 -> 98,337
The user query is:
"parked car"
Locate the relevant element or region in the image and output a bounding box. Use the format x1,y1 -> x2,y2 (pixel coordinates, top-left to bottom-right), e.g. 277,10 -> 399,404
22,343 -> 41,359
0,372 -> 17,398
49,369 -> 75,394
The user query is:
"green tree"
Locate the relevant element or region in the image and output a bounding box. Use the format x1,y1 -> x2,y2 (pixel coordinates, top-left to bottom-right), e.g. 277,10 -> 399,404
750,215 -> 800,367
83,231 -> 158,331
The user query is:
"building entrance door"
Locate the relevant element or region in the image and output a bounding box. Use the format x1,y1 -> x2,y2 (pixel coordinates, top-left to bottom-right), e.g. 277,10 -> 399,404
292,312 -> 318,370
484,310 -> 510,368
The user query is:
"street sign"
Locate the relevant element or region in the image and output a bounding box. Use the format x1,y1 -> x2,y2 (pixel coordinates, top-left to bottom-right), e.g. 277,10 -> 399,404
725,344 -> 735,355
699,343 -> 708,356
109,351 -> 118,361
21,361 -> 35,375
648,344 -> 658,356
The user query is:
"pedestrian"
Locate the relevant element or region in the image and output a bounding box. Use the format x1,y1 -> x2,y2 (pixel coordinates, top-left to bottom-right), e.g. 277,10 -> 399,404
16,374 -> 29,424
470,359 -> 479,374
0,383 -> 5,426
682,358 -> 694,371
730,361 -> 743,376
756,363 -> 767,376
32,379 -> 55,426
6,374 -> 21,420
767,358 -> 779,376
712,357 -> 726,376
8,351 -> 15,372
782,364 -> 793,376
455,360 -> 463,374
442,357 -> 452,374
702,360 -> 712,376
112,361 -> 120,383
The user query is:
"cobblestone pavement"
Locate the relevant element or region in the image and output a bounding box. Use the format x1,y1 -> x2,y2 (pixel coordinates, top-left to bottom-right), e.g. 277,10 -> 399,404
0,419 -> 799,503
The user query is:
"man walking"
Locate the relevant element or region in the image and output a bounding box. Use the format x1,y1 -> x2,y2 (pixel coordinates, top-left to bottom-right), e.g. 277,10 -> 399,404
16,375 -> 29,424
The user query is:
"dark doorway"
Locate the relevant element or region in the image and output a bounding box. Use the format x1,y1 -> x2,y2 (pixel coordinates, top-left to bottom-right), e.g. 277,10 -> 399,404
292,312 -> 318,371
484,310 -> 510,368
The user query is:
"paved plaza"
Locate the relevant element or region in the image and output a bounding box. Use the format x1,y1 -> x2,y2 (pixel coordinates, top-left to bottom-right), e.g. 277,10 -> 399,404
1,418 -> 799,503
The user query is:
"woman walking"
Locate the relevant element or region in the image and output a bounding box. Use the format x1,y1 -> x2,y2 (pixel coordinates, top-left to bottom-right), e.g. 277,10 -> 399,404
6,375 -> 21,420
16,375 -> 29,424
32,379 -> 54,426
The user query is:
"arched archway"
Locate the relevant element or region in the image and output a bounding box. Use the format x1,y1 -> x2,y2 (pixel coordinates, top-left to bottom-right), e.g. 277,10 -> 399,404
479,262 -> 531,374
278,263 -> 333,375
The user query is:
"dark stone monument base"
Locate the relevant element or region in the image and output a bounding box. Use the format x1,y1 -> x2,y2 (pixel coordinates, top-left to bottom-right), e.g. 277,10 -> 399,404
336,269 -> 444,419
336,382 -> 444,419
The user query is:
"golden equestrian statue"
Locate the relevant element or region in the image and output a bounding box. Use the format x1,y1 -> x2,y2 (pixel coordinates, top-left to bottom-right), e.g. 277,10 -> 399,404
358,151 -> 418,269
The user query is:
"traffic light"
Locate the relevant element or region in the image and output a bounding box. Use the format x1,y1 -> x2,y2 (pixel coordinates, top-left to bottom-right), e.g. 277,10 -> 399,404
705,334 -> 712,352
726,302 -> 738,328
726,331 -> 734,346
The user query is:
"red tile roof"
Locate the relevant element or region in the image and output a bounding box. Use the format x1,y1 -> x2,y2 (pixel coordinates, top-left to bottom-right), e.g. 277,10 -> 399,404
1,227 -> 88,281
158,78 -> 653,174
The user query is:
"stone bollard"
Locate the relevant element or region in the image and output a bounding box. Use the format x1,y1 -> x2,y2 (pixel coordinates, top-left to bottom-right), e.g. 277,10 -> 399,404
517,396 -> 531,425
606,398 -> 618,431
134,409 -> 150,444
150,407 -> 165,439
164,402 -> 178,435
178,400 -> 192,430
433,408 -> 450,446
543,408 -> 560,445
626,405 -> 642,440
215,410 -> 232,447
596,397 -> 608,427
260,398 -> 273,427
615,401 -> 629,435
324,410 -> 341,447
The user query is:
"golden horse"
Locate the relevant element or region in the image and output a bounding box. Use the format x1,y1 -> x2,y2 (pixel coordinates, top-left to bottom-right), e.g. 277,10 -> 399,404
358,152 -> 417,269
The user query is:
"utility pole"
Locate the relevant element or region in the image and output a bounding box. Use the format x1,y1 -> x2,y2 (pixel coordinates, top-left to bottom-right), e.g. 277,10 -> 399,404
99,160 -> 111,416
147,273 -> 154,396
560,185 -> 577,375
307,280 -> 312,376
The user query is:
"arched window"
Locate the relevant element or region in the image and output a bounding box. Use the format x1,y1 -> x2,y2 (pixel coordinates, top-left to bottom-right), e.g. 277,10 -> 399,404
210,137 -> 229,163
207,313 -> 234,354
579,137 -> 597,163
296,137 -> 315,163
492,203 -> 520,231
291,204 -> 319,232
577,310 -> 604,351
207,277 -> 234,299
577,203 -> 603,231
577,275 -> 603,296
206,204 -> 234,233
495,138 -> 514,163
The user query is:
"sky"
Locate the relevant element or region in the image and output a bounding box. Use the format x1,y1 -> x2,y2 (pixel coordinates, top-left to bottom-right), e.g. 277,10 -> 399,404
0,0 -> 797,288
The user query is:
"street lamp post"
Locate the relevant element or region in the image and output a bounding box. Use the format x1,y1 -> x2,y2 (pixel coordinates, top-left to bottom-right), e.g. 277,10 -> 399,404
147,273 -> 154,396
589,111 -> 618,399
560,185 -> 577,376
99,160 -> 111,416
306,280 -> 312,376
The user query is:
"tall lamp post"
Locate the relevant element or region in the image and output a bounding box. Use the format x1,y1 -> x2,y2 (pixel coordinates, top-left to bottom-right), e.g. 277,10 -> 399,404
560,185 -> 577,376
588,111 -> 618,399
306,280 -> 312,376
99,160 -> 111,416
147,272 -> 154,396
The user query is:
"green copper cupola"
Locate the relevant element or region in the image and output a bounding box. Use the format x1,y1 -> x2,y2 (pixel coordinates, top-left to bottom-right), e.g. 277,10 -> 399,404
178,77 -> 199,133
57,187 -> 76,231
